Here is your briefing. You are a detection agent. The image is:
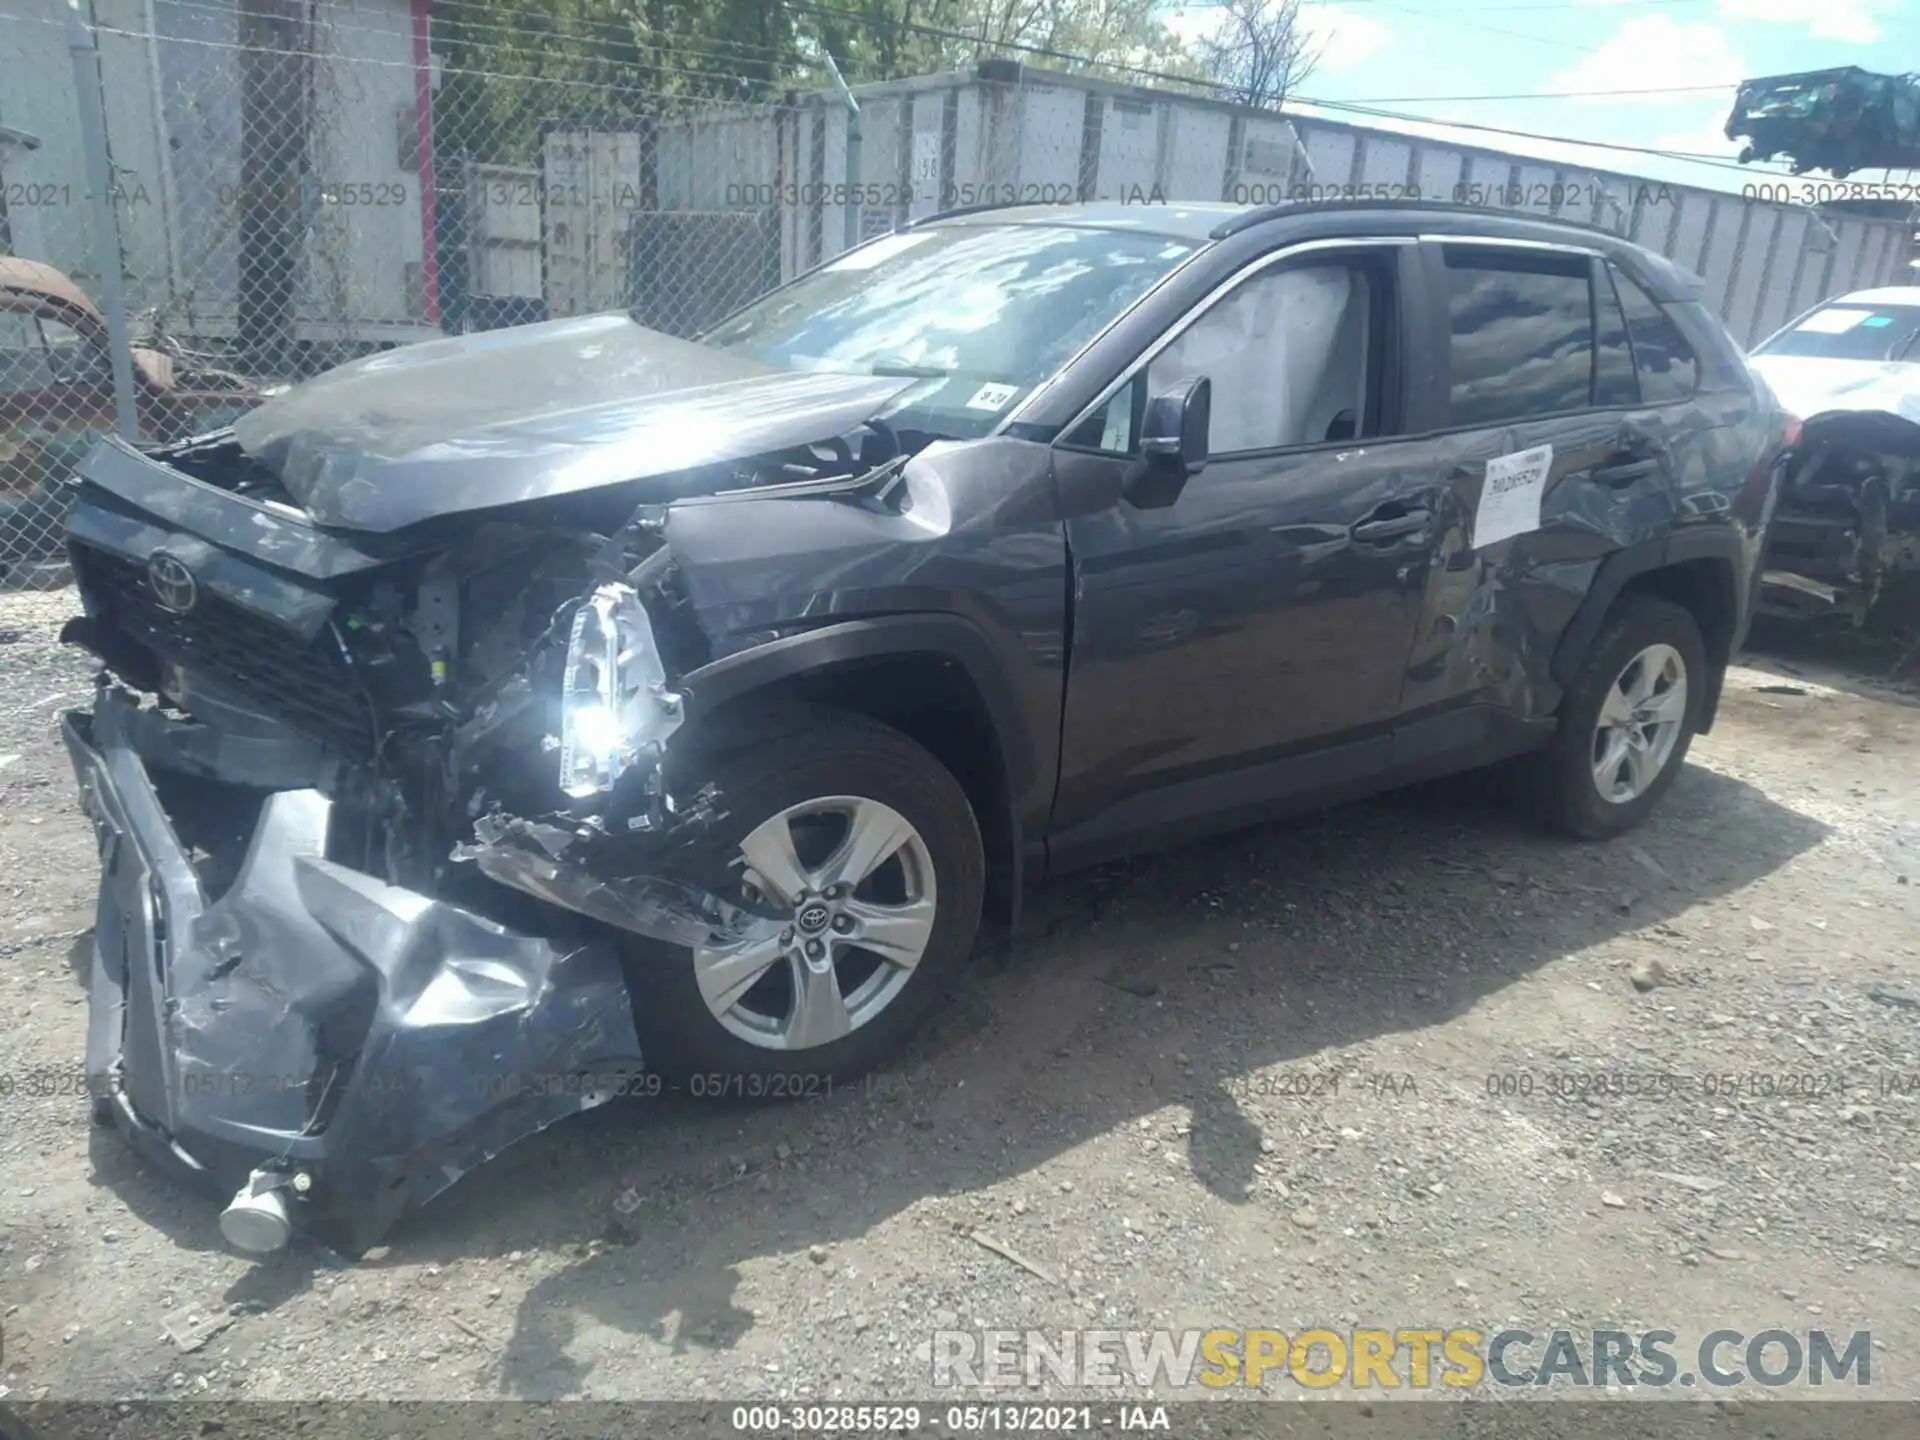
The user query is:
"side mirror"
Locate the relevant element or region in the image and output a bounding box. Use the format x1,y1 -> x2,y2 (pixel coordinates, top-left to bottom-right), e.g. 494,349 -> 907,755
1124,376 -> 1210,509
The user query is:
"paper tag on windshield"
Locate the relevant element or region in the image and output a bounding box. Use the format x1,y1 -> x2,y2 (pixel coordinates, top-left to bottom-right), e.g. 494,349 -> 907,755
1473,444 -> 1553,548
824,230 -> 932,272
966,382 -> 1020,411
1797,308 -> 1869,334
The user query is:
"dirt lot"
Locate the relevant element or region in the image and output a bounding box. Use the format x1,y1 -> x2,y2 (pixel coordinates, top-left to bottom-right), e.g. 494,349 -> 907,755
1,588 -> 1917,1410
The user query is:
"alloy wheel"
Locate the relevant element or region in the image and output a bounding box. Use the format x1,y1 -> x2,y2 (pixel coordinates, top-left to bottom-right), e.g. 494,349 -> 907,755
692,796 -> 938,1050
1590,642 -> 1688,805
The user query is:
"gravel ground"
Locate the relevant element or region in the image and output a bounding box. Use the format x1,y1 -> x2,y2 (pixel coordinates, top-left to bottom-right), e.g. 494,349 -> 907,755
1,589 -> 1917,1413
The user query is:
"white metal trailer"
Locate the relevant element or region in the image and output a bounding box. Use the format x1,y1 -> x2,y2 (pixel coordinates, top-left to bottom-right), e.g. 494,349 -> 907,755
543,64 -> 1913,346
0,0 -> 437,346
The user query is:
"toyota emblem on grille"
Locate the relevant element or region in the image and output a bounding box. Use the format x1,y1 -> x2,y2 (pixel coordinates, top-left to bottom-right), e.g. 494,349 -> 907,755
147,552 -> 198,613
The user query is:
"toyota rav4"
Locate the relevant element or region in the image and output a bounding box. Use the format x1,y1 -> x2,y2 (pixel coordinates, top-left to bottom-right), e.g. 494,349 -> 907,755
56,200 -> 1791,1257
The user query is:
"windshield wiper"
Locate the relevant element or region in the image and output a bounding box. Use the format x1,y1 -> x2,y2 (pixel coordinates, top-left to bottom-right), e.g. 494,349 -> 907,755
867,360 -> 952,379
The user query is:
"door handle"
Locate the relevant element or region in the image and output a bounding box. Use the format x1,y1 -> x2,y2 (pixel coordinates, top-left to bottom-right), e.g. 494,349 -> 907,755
1591,455 -> 1659,488
1352,508 -> 1432,544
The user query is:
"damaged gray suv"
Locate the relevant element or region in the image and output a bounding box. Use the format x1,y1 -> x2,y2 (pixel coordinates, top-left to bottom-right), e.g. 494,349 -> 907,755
58,200 -> 1790,1257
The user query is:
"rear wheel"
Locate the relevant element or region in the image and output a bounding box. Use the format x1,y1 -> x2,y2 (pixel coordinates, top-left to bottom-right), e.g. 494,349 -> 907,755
1527,597 -> 1707,838
622,710 -> 985,1084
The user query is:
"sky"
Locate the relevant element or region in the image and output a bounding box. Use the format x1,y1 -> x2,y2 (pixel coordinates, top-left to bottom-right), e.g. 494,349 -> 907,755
1163,0 -> 1920,195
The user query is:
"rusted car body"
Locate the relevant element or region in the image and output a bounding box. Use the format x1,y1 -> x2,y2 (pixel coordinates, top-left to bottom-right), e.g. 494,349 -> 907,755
1,258 -> 263,578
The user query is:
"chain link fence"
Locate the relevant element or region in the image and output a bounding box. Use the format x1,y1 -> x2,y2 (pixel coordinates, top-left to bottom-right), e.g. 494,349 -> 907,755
0,0 -> 822,588
1,1 -> 1912,591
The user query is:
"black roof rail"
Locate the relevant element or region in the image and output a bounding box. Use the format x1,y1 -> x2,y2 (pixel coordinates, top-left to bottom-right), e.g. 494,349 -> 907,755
904,194 -> 1644,242
1208,196 -> 1635,241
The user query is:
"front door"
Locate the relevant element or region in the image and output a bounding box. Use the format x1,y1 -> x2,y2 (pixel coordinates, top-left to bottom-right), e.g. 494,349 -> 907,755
1050,242 -> 1454,856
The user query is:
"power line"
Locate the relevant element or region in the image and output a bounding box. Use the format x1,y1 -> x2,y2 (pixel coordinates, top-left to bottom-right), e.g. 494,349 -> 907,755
1335,83 -> 1739,103
29,0 -> 1814,185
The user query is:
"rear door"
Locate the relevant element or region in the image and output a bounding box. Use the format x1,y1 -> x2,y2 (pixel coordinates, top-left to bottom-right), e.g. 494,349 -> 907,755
1397,240 -> 1681,729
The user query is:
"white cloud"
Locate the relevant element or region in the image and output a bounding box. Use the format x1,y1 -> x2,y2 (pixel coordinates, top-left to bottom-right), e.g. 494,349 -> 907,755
1651,116 -> 1746,160
1162,6 -> 1221,48
1548,17 -> 1745,104
1163,3 -> 1392,72
1715,0 -> 1886,45
1306,4 -> 1393,70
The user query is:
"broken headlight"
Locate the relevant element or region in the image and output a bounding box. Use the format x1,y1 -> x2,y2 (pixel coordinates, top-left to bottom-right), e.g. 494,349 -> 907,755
557,582 -> 684,800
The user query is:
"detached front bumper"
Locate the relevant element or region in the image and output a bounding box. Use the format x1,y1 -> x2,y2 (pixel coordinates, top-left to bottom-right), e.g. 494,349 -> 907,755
62,686 -> 644,1258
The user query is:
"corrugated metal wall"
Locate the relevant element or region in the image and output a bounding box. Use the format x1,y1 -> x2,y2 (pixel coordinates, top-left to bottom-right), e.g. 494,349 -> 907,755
665,70 -> 1911,350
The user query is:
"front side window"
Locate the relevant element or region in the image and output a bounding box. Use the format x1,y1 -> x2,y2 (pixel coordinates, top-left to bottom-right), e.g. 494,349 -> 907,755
1065,255 -> 1387,456
39,317 -> 109,384
1443,248 -> 1594,426
702,223 -> 1197,439
0,310 -> 54,395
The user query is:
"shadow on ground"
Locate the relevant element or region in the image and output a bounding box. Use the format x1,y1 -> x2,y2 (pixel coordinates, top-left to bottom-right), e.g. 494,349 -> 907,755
230,758 -> 1831,1398
79,755 -> 1832,1385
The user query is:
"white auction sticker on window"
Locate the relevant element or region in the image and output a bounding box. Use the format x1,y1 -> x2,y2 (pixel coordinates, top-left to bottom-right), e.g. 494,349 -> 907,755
1797,307 -> 1870,334
1473,443 -> 1554,548
966,382 -> 1020,411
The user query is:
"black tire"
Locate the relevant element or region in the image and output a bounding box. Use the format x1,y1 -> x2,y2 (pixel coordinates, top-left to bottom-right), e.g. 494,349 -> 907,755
622,708 -> 984,1086
1526,597 -> 1708,839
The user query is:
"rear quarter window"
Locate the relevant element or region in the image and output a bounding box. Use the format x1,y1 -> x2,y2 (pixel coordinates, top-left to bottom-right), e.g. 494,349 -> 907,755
1611,268 -> 1701,402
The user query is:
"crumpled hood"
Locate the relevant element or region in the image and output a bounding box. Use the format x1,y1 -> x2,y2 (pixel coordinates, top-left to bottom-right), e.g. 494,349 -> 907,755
1748,354 -> 1920,426
230,312 -> 915,532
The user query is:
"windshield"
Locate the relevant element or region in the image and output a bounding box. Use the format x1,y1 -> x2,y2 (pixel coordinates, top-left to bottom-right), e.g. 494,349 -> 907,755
1756,303 -> 1920,362
701,223 -> 1199,437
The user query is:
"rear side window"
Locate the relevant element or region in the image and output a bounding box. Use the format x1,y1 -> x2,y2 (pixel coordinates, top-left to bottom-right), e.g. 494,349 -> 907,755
1442,248 -> 1594,426
1611,267 -> 1698,401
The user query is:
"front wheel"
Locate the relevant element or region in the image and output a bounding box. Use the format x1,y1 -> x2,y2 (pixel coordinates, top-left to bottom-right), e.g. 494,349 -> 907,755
1526,597 -> 1707,838
621,710 -> 985,1084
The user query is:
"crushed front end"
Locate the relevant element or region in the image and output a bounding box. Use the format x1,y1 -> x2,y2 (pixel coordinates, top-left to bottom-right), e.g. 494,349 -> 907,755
53,308 -> 987,1255
1760,410 -> 1920,624
53,438 -> 730,1257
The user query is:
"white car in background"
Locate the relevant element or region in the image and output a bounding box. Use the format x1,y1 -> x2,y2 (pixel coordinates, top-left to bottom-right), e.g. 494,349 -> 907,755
1750,286 -> 1920,422
1749,287 -> 1920,621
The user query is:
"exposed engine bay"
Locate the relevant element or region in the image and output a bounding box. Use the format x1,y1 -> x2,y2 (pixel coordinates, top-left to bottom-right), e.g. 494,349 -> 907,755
85,422 -> 915,889
1760,412 -> 1920,624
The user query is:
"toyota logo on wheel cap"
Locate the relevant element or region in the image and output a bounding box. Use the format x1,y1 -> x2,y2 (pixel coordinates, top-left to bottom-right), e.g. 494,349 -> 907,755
796,902 -> 832,934
147,552 -> 198,613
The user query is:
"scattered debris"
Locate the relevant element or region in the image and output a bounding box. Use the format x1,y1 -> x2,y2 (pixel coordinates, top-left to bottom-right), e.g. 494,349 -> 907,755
1651,1172 -> 1726,1194
1866,985 -> 1920,1012
1601,1191 -> 1629,1209
163,1307 -> 235,1354
1629,957 -> 1668,992
969,1230 -> 1058,1286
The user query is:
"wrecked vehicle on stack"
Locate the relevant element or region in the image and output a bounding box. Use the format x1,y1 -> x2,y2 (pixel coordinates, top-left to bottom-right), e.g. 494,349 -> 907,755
1749,288 -> 1920,622
1725,66 -> 1920,176
57,200 -> 1790,1257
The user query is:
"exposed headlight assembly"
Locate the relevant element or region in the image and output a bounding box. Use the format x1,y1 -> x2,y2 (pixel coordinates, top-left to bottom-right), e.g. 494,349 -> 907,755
557,582 -> 684,800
